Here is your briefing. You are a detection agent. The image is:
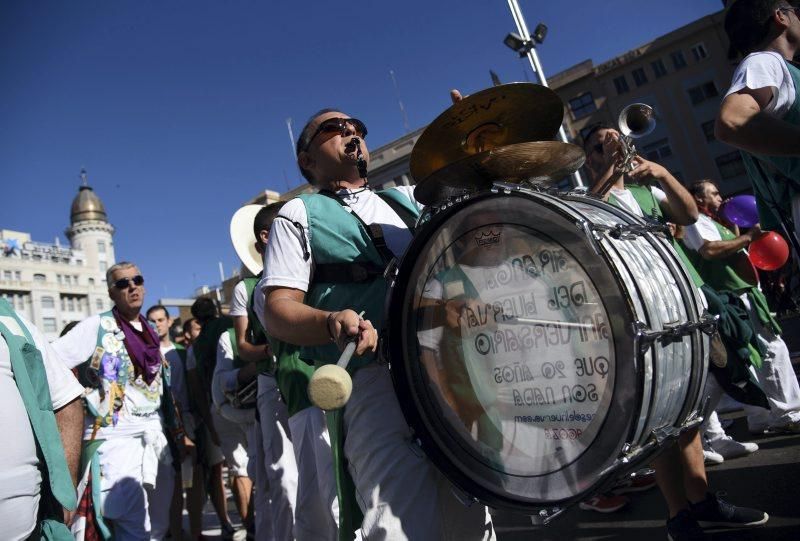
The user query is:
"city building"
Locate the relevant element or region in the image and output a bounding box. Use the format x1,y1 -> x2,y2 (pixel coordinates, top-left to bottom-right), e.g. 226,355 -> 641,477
549,9 -> 749,194
0,170 -> 116,339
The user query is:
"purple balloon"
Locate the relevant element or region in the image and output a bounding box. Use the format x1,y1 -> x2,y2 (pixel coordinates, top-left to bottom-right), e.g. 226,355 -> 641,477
720,195 -> 758,227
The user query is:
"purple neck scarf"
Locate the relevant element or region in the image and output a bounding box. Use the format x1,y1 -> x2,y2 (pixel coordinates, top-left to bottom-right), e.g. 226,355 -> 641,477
113,307 -> 162,385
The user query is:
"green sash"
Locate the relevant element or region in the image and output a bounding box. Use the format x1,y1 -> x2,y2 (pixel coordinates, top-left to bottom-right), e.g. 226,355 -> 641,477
0,299 -> 76,540
608,184 -> 705,288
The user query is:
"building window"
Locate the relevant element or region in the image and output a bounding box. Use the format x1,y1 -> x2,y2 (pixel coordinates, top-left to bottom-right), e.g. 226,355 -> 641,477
568,92 -> 597,119
651,59 -> 667,78
14,271 -> 20,281
98,240 -> 106,253
716,151 -> 746,179
67,297 -> 75,311
64,275 -> 72,286
701,120 -> 716,142
671,50 -> 687,70
688,81 -> 719,105
33,273 -> 46,283
89,278 -> 95,286
643,138 -> 673,161
632,68 -> 648,87
42,318 -> 57,333
99,261 -> 107,273
2,270 -> 10,281
96,298 -> 104,311
691,42 -> 708,62
56,274 -> 62,284
41,296 -> 55,309
613,76 -> 629,95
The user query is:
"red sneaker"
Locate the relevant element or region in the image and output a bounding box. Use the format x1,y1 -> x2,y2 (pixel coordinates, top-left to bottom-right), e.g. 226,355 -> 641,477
579,493 -> 629,513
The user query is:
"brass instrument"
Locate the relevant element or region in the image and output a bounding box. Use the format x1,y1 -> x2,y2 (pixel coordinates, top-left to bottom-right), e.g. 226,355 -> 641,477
595,103 -> 656,196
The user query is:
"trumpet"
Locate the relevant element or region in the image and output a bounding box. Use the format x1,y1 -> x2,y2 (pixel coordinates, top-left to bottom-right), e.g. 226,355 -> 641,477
595,103 -> 656,196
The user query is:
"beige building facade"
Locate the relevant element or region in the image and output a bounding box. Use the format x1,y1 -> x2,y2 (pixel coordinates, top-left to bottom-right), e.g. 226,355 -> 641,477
0,172 -> 116,340
550,9 -> 748,194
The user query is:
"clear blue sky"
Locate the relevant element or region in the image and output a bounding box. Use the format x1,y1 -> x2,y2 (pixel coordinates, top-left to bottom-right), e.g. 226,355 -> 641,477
1,0 -> 726,303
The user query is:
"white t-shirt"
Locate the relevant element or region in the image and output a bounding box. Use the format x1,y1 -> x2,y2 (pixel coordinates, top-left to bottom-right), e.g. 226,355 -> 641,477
261,186 -> 422,293
682,213 -> 723,252
53,314 -> 164,439
725,51 -> 796,117
0,312 -> 83,541
229,281 -> 249,318
608,186 -> 667,218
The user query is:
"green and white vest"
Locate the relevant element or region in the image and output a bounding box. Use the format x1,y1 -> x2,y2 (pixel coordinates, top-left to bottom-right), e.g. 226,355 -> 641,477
297,189 -> 420,371
0,299 -> 76,541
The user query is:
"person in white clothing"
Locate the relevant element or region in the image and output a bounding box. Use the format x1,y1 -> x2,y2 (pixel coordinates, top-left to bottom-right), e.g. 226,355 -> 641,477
0,300 -> 84,541
684,180 -> 800,435
54,262 -> 177,541
262,108 -> 494,540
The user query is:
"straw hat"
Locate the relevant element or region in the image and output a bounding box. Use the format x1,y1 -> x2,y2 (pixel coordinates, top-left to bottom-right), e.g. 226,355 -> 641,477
229,204 -> 264,275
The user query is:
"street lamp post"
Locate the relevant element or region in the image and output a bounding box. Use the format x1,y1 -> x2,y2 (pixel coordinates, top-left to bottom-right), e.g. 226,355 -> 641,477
505,0 -> 584,187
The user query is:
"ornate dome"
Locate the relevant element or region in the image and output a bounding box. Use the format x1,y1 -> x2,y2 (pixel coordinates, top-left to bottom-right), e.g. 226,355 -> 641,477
70,170 -> 108,223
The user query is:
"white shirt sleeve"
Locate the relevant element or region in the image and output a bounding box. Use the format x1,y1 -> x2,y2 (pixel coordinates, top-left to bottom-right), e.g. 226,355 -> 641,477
683,214 -> 723,252
24,317 -> 83,410
725,51 -> 796,117
51,314 -> 101,369
393,185 -> 426,212
652,186 -> 667,204
212,332 -> 238,409
228,281 -> 250,317
262,198 -> 312,292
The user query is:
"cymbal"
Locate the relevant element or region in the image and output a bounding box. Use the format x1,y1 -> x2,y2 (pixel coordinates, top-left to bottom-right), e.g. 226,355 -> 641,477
410,83 -> 565,183
414,141 -> 586,205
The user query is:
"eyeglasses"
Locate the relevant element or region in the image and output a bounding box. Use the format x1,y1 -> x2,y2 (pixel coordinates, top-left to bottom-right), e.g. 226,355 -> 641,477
113,275 -> 144,289
303,117 -> 367,152
779,5 -> 800,15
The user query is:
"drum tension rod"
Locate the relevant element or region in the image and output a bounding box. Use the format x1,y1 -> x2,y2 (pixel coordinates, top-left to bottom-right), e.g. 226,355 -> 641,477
634,315 -> 717,351
593,222 -> 669,240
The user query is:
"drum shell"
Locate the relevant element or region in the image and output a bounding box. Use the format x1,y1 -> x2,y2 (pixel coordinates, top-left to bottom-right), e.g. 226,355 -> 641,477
385,187 -> 709,511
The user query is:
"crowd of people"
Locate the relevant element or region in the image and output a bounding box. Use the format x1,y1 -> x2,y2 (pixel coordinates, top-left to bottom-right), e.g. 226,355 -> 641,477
2,1 -> 800,540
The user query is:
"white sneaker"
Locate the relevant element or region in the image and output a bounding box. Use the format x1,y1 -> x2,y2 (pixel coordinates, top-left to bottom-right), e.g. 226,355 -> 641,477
703,449 -> 724,465
710,437 -> 758,459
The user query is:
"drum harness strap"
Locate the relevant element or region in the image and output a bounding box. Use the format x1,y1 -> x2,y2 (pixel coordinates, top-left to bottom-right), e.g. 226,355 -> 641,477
276,189 -> 418,284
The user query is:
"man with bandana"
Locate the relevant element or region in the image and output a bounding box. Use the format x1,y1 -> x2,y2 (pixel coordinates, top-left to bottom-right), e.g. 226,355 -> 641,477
54,262 -> 179,540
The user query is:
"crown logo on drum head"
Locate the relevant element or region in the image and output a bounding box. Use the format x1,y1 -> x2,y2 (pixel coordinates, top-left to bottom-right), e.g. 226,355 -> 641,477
475,229 -> 502,247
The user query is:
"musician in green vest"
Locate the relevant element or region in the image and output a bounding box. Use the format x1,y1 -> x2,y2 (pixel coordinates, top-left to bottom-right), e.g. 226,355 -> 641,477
262,109 -> 494,540
583,127 -> 768,539
53,262 -> 180,539
717,0 -> 800,240
685,180 -> 800,436
0,299 -> 83,541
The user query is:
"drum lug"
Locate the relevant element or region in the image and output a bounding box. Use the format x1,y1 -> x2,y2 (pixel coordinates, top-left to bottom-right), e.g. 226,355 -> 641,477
530,507 -> 566,526
652,426 -> 682,444
634,315 -> 718,352
576,219 -> 602,255
592,222 -> 670,240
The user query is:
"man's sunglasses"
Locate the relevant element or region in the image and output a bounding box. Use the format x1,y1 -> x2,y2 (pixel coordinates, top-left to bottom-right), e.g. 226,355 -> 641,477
113,275 -> 144,289
303,117 -> 367,152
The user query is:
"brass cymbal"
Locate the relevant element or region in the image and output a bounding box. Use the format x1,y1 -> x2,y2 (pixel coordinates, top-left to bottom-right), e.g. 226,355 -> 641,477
410,83 -> 565,183
414,141 -> 586,205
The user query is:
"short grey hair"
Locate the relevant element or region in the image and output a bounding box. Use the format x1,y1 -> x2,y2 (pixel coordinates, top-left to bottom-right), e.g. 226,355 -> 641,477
106,261 -> 139,287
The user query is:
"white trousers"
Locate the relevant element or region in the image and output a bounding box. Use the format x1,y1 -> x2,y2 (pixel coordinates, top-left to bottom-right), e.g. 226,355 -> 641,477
740,294 -> 800,431
212,408 -> 252,478
288,407 -> 339,541
256,374 -> 298,541
700,376 -> 730,444
341,364 -> 494,541
97,435 -> 175,541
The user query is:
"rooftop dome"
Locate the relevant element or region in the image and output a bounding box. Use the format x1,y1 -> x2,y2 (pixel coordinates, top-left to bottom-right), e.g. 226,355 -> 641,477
69,169 -> 108,223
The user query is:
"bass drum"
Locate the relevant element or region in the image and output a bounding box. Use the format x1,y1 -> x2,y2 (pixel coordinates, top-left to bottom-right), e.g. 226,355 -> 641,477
385,185 -> 710,511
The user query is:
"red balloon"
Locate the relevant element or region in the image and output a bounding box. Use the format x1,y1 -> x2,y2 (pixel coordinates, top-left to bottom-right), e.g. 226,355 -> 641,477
749,232 -> 790,271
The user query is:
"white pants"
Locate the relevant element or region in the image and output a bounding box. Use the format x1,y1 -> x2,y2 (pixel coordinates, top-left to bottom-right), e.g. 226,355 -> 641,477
700,376 -> 730,444
740,294 -> 800,431
288,407 -> 339,541
212,408 -> 252,478
256,374 -> 298,540
97,435 -> 175,541
341,364 -> 494,541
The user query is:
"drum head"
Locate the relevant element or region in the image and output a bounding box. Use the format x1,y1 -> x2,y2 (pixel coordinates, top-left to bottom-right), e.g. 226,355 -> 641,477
387,191 -> 640,510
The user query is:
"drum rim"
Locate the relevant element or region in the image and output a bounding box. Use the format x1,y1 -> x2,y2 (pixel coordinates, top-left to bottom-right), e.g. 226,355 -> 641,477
387,189 -> 644,510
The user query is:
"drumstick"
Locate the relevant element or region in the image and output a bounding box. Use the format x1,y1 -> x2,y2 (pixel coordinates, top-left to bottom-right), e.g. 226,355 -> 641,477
308,310 -> 364,410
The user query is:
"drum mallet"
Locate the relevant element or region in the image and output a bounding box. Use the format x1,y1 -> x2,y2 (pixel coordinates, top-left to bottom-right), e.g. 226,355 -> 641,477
307,311 -> 363,410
